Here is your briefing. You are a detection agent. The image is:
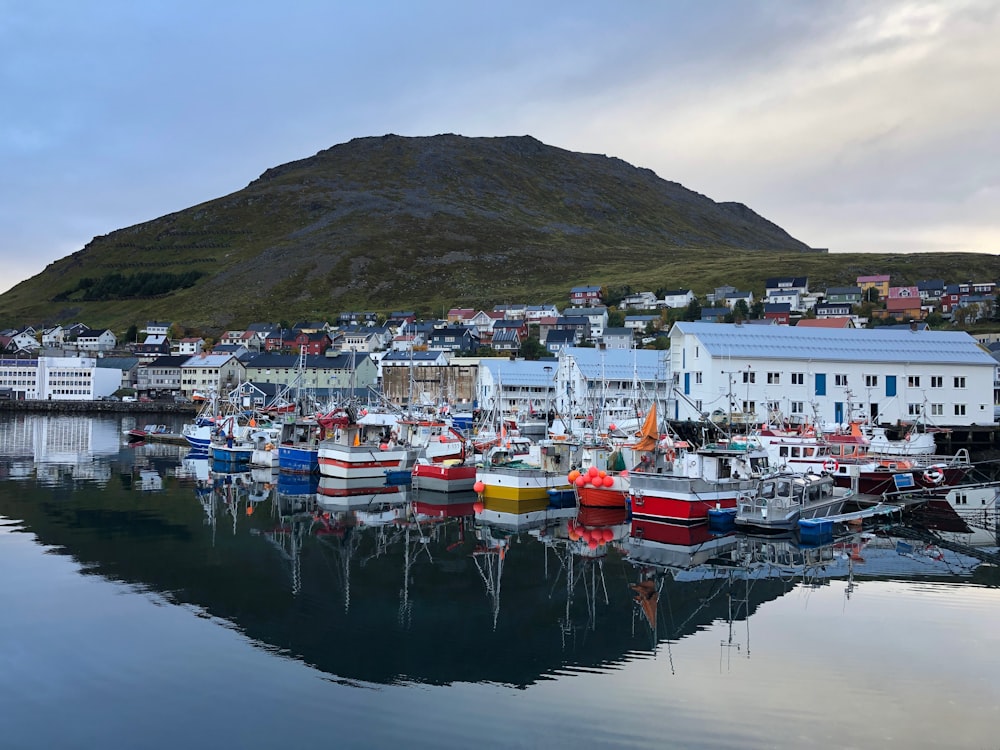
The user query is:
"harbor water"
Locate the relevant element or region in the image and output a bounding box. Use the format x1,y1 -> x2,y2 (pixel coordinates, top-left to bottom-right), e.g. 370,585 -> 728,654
0,413 -> 998,749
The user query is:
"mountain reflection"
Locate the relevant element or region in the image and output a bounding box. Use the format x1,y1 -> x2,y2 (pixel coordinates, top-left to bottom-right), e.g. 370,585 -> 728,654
0,414 -> 996,688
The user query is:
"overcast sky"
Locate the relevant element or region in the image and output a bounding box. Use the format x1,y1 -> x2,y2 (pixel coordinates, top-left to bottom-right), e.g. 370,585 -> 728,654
2,0 -> 998,294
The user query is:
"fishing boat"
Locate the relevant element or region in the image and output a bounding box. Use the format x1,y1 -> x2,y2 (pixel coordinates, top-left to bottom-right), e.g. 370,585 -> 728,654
734,471 -> 855,531
627,435 -> 771,525
474,438 -> 574,504
756,421 -> 971,495
412,456 -> 477,492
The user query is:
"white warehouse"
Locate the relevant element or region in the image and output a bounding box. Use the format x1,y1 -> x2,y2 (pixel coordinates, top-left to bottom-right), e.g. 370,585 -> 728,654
669,322 -> 997,428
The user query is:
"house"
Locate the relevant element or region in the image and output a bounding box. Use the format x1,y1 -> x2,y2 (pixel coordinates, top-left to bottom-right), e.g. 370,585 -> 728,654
619,291 -> 658,310
291,321 -> 329,334
669,321 -> 995,427
41,326 -> 65,347
490,327 -> 522,353
765,277 -> 809,298
553,347 -> 671,427
707,285 -> 737,305
660,289 -> 695,309
467,310 -> 505,338
244,351 -> 378,396
872,297 -> 924,322
3,330 -> 41,354
446,308 -> 476,324
553,316 -> 593,342
339,326 -> 386,353
824,286 -> 862,304
624,315 -> 658,333
477,359 -> 560,421
766,288 -> 803,312
763,303 -> 792,325
179,353 -> 246,400
888,285 -> 920,300
176,337 -> 205,355
377,350 -> 464,405
491,319 -> 529,342
337,311 -> 379,327
916,279 -> 946,301
75,328 -> 117,352
543,328 -> 577,354
569,285 -> 603,307
143,321 -> 172,338
958,281 -> 997,295
814,301 -> 854,318
493,303 -> 527,320
698,307 -> 729,323
566,306 -> 608,338
720,289 -> 755,309
601,328 -> 634,349
857,275 -> 890,300
427,325 -> 479,354
135,354 -> 190,397
524,304 -> 560,322
134,334 -> 172,359
797,317 -> 855,329
941,284 -> 963,314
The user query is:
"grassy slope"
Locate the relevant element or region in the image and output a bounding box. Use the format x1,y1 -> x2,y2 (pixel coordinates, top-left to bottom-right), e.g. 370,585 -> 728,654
2,134 -> 997,334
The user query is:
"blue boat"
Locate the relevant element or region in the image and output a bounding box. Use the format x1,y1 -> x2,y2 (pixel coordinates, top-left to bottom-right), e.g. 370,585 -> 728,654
384,468 -> 414,486
278,443 -> 319,474
546,487 -> 577,509
212,443 -> 253,464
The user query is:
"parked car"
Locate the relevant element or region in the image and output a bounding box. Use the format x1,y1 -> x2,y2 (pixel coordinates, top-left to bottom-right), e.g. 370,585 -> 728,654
121,396 -> 137,403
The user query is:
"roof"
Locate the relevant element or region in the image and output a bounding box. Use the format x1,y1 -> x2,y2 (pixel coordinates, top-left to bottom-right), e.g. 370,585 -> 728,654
764,303 -> 791,313
181,353 -> 239,367
544,329 -> 576,344
245,352 -> 366,369
96,357 -> 140,369
562,346 -> 667,382
570,285 -> 602,293
825,286 -> 862,295
672,321 -> 994,366
857,275 -> 890,283
765,276 -> 807,288
142,355 -> 192,368
479,359 -> 558,386
796,317 -> 854,328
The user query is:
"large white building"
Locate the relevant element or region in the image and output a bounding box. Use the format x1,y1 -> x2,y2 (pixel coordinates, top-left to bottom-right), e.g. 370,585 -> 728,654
669,322 -> 996,427
0,356 -> 121,400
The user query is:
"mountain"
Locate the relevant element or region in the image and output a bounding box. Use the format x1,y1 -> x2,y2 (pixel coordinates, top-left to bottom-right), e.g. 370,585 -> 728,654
0,134 -> 854,332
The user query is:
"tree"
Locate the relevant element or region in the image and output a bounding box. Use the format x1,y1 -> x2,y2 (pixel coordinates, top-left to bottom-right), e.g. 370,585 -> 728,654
750,300 -> 764,319
519,336 -> 547,360
125,324 -> 138,343
682,297 -> 702,322
732,299 -> 750,322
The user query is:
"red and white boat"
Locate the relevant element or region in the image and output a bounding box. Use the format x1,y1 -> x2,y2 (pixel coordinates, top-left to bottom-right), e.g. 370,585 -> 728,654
756,421 -> 971,495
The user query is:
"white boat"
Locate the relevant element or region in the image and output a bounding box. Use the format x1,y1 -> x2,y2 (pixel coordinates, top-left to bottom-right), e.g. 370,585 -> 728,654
735,471 -> 854,530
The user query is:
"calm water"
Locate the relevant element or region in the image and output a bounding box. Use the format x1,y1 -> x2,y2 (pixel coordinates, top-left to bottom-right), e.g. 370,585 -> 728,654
1,413 -> 998,750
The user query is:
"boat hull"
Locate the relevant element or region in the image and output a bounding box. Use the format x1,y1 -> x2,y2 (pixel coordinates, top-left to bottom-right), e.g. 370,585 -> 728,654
211,445 -> 252,464
412,461 -> 477,492
577,481 -> 628,508
317,443 -> 416,479
278,444 -> 318,474
628,472 -> 751,524
475,466 -> 570,502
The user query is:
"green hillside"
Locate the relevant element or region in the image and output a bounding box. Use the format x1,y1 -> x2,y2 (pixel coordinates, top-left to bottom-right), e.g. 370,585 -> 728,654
2,133 -> 998,334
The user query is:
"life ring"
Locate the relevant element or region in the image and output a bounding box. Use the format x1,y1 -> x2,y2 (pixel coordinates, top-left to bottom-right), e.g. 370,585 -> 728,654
822,458 -> 839,473
664,448 -> 676,462
922,466 -> 945,485
264,443 -> 273,451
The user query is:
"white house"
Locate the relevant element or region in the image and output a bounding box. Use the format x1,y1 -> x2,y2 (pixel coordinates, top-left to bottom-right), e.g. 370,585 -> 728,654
660,290 -> 695,309
766,289 -> 803,312
179,353 -> 246,399
41,326 -> 64,347
566,306 -> 608,338
620,292 -> 658,310
669,321 -> 995,427
550,347 -> 672,434
75,328 -> 117,352
0,356 -> 120,401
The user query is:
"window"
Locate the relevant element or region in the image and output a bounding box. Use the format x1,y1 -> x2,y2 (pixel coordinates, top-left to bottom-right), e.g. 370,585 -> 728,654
954,404 -> 966,416
694,372 -> 703,384
865,375 -> 878,387
791,373 -> 804,385
791,401 -> 803,413
742,371 -> 756,384
767,372 -> 780,385
835,374 -> 848,386
954,376 -> 966,389
908,403 -> 921,416
908,376 -> 920,388
695,399 -> 703,411
742,400 -> 756,414
930,376 -> 943,388
931,403 -> 943,416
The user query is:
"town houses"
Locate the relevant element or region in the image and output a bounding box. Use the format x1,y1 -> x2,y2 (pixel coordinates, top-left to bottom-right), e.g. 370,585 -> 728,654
0,273 -> 998,429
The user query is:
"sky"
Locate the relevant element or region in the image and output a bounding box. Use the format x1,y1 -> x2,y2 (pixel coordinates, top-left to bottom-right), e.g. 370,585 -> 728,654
2,0 -> 999,294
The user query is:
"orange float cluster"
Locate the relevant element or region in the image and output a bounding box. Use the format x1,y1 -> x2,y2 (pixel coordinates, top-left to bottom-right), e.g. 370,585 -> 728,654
567,465 -> 627,488
566,519 -> 615,549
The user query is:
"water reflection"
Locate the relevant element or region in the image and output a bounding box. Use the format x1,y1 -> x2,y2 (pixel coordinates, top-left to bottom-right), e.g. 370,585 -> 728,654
0,413 -> 997,692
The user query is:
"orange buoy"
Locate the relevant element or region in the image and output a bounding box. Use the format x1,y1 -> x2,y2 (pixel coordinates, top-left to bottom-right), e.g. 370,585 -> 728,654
473,480 -> 485,493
